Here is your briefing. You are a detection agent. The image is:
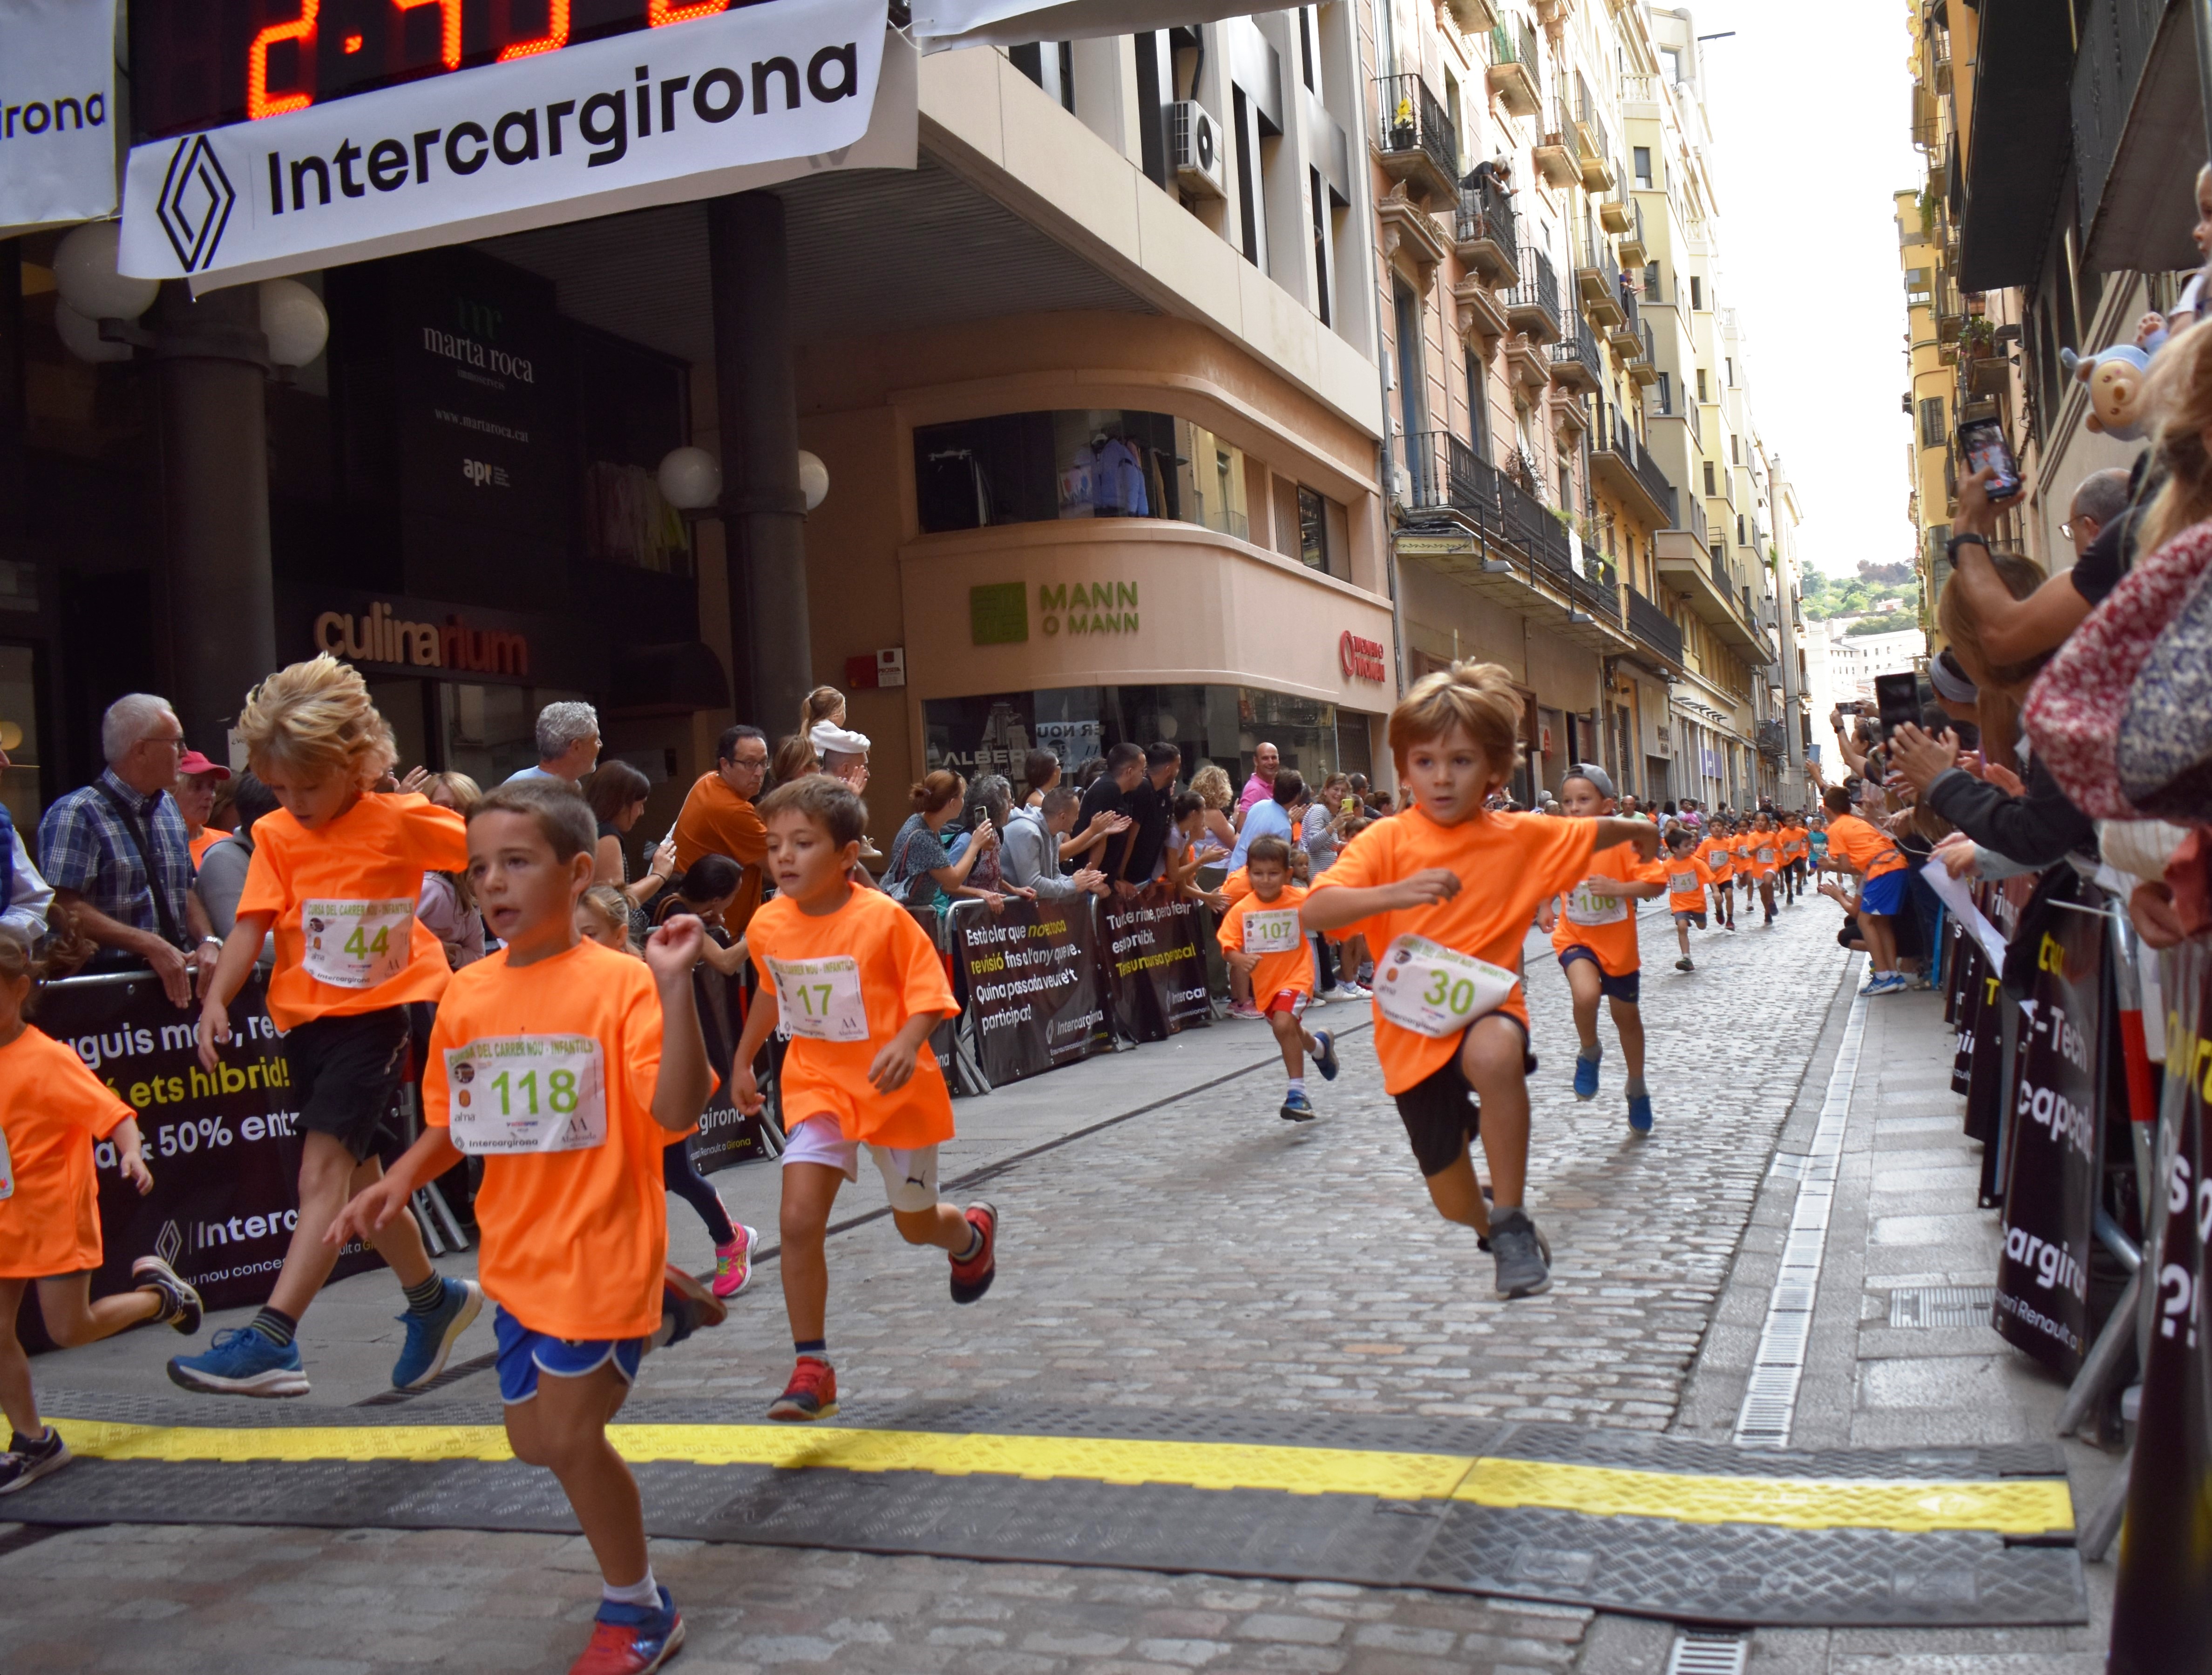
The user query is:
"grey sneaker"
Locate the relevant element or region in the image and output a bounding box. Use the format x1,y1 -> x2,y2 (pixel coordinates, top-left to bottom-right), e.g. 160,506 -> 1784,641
1489,1209 -> 1552,1299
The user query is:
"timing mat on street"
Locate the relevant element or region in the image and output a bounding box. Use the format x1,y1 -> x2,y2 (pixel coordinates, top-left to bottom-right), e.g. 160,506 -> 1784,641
13,1393 -> 2085,1628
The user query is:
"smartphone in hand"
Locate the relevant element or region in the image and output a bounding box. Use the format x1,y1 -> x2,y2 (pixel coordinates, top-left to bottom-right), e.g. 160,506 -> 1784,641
1957,418 -> 2023,500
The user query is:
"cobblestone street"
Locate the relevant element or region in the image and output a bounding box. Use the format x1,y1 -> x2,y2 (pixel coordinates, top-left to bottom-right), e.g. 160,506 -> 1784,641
3,900 -> 1904,1674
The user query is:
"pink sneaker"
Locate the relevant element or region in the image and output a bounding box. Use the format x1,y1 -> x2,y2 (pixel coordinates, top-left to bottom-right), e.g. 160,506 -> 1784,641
712,1224 -> 758,1300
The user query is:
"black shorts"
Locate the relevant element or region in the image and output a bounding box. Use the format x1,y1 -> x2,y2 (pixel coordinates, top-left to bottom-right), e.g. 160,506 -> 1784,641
285,1007 -> 410,1162
1557,945 -> 1641,1005
1392,1016 -> 1536,1178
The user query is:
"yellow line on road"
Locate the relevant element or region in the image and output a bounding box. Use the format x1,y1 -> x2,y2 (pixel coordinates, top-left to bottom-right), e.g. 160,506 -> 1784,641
47,1416 -> 2072,1535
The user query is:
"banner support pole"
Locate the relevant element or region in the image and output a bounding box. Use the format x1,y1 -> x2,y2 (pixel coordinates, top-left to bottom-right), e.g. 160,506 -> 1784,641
2055,1265 -> 2141,1438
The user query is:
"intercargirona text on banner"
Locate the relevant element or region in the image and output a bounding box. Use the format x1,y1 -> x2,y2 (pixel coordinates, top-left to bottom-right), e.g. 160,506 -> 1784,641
16,970 -> 383,1353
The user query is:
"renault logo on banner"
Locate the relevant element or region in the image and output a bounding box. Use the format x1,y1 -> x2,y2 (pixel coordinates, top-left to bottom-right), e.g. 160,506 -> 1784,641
154,135 -> 236,273
118,0 -> 914,288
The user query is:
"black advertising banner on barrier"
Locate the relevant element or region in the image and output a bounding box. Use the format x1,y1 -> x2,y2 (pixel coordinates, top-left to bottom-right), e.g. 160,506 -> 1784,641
1993,883 -> 2105,1378
687,961 -> 770,1175
1099,880 -> 1213,1044
18,971 -> 383,1352
948,898 -> 1112,1086
2109,938 -> 2212,1675
1950,936 -> 1981,1097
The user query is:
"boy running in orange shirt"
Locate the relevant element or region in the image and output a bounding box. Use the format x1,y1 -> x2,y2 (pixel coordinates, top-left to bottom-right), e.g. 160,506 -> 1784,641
1697,821 -> 1735,930
1302,665 -> 1659,1298
0,932 -> 202,1494
1540,766 -> 1665,1133
1216,836 -> 1338,1122
731,775 -> 999,1423
1747,813 -> 1781,926
1819,785 -> 1911,995
1659,827 -> 1713,973
180,656 -> 477,1398
330,780 -> 723,1675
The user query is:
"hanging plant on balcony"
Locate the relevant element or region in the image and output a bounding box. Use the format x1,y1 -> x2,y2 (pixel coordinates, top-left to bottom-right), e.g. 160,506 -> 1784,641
1960,316 -> 1995,357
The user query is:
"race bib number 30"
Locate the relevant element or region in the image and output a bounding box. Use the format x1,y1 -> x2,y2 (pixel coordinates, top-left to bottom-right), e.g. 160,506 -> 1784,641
1241,908 -> 1303,954
445,1036 -> 608,1155
1563,882 -> 1628,925
768,955 -> 869,1042
302,898 -> 414,989
1374,936 -> 1518,1038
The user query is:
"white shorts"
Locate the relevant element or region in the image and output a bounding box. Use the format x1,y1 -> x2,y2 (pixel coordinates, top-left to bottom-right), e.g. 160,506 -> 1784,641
780,1117 -> 942,1213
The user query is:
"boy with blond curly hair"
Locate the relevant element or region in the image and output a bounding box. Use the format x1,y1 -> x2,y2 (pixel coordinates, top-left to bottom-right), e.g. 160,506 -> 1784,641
1301,662 -> 1659,1299
172,656 -> 481,1398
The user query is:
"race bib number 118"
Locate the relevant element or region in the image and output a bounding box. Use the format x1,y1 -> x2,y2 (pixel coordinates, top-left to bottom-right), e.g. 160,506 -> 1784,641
445,1036 -> 608,1155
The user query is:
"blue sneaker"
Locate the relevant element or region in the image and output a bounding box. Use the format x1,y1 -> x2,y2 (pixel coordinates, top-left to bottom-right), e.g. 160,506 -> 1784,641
1279,1088 -> 1317,1122
1572,1047 -> 1601,1101
572,1585 -> 685,1674
168,1327 -> 310,1398
1860,972 -> 1908,997
1627,1093 -> 1654,1134
1311,1030 -> 1339,1082
391,1277 -> 483,1390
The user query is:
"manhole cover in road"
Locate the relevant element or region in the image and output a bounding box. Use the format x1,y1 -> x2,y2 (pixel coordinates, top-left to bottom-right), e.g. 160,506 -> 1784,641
1888,1285 -> 1998,1329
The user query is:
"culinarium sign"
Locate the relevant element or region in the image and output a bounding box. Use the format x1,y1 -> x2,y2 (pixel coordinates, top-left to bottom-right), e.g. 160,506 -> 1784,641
118,0 -> 910,287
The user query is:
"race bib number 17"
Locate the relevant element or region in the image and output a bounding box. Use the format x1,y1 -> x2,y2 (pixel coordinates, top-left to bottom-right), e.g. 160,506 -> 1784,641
445,1036 -> 608,1155
768,955 -> 870,1042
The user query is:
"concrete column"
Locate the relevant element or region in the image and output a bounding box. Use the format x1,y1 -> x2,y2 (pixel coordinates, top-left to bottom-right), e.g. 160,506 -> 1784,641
151,282 -> 274,758
706,191 -> 811,731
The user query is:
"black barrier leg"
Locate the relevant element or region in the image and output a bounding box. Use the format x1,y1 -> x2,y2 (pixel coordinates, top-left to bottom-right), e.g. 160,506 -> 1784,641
2056,1267 -> 2141,1440
410,1183 -> 471,1256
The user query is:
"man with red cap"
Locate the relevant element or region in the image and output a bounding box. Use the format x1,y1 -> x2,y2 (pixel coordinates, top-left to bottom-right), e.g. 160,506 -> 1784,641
175,749 -> 232,868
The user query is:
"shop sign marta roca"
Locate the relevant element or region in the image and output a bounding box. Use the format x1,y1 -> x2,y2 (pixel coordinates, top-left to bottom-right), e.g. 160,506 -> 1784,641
118,0 -> 910,288
0,0 -> 119,235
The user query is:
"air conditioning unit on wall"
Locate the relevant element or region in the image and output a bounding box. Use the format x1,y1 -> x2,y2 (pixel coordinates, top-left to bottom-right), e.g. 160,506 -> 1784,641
1170,102 -> 1227,198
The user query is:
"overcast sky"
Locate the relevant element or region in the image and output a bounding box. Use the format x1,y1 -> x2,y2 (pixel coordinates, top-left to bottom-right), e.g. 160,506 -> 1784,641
1674,0 -> 1925,578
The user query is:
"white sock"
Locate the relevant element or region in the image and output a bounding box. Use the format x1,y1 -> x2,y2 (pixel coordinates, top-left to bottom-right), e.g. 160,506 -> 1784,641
604,1568 -> 659,1609
1287,1077 -> 1306,1096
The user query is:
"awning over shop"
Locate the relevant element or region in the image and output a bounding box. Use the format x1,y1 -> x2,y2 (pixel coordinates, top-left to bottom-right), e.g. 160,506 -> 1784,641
609,642 -> 733,716
1955,0 -> 2076,293
2076,0 -> 2207,277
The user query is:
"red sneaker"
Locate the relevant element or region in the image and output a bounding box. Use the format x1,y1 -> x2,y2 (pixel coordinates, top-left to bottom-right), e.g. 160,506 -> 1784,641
949,1201 -> 999,1305
767,1356 -> 838,1422
568,1586 -> 683,1675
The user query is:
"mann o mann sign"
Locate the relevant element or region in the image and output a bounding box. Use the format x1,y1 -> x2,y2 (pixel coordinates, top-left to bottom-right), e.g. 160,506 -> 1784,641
120,0 -> 899,286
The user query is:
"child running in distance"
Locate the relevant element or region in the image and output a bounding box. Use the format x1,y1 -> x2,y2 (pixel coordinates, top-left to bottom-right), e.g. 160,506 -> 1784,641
180,656 -> 478,1398
1301,664 -> 1660,1298
0,932 -> 202,1494
1215,835 -> 1338,1122
1541,766 -> 1664,1133
1749,813 -> 1781,926
329,780 -> 726,1675
1698,819 -> 1736,931
1661,827 -> 1713,972
579,885 -> 758,1303
730,775 -> 998,1423
1819,785 -> 1910,996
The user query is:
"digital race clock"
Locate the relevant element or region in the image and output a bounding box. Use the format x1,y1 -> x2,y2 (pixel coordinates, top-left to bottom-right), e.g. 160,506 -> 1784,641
130,1 -> 753,139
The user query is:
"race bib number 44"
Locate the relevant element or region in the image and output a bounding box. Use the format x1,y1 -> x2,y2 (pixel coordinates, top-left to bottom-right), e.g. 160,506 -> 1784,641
1240,908 -> 1303,954
768,955 -> 869,1042
302,898 -> 414,989
1374,936 -> 1518,1038
445,1036 -> 608,1155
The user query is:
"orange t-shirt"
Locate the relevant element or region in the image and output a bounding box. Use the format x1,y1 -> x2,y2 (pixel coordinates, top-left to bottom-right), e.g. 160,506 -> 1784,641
236,793 -> 468,1030
187,826 -> 228,866
746,882 -> 958,1149
1748,829 -> 1781,879
1218,882 -> 1313,1004
672,773 -> 767,935
1549,842 -> 1647,977
1660,854 -> 1714,913
1218,867 -> 1252,906
1308,807 -> 1599,1093
0,1026 -> 135,1277
1698,834 -> 1732,881
421,940 -> 670,1341
1825,812 -> 1907,881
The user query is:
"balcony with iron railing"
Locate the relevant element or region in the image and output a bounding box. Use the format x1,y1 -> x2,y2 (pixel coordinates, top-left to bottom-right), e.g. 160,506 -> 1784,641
1575,219 -> 1624,328
1616,195 -> 1647,264
1591,411 -> 1677,529
1550,313 -> 1604,392
1629,318 -> 1659,387
1609,279 -> 1642,353
1452,178 -> 1518,284
1650,379 -> 1701,448
1572,79 -> 1614,190
1627,585 -> 1684,665
1505,245 -> 1562,344
1535,99 -> 1580,188
1486,20 -> 1542,117
1374,74 -> 1461,204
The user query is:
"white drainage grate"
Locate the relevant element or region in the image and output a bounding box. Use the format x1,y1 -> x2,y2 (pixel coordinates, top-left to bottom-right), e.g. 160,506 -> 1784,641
1734,958 -> 1868,1448
1888,1284 -> 1999,1329
1668,1631 -> 1750,1675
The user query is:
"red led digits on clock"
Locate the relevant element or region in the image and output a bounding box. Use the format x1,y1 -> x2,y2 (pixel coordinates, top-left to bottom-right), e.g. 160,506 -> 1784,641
247,0 -> 319,121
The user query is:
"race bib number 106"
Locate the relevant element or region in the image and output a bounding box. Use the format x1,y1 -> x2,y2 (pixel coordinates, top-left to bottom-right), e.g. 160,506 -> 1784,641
445,1036 -> 608,1155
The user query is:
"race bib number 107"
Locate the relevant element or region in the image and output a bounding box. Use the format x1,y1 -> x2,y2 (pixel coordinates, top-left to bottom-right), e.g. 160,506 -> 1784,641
445,1036 -> 608,1155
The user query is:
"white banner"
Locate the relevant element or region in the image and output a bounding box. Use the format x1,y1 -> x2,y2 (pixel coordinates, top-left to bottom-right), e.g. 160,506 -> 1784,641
120,0 -> 905,287
910,0 -> 1271,50
0,0 -> 118,234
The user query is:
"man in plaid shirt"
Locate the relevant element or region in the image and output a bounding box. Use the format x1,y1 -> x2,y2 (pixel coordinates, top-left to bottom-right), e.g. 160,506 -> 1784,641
37,693 -> 216,1008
